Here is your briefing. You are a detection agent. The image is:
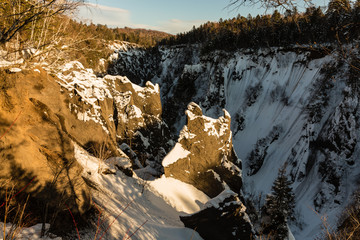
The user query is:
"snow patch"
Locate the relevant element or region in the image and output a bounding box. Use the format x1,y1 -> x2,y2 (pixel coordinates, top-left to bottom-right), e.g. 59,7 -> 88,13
9,67 -> 22,73
0,223 -> 60,240
0,58 -> 24,67
149,176 -> 210,214
162,143 -> 191,167
204,188 -> 238,209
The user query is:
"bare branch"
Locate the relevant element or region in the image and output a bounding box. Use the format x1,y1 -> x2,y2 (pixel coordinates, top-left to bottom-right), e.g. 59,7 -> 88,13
227,0 -> 313,11
0,0 -> 84,44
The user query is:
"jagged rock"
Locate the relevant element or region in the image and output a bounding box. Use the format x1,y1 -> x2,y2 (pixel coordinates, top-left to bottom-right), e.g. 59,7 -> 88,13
56,61 -> 170,174
187,102 -> 203,116
162,102 -> 251,238
57,62 -> 162,142
180,189 -> 255,240
163,102 -> 242,197
104,75 -> 162,129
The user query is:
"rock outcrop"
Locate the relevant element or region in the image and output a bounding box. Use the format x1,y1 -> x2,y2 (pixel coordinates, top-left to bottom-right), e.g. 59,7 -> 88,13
163,102 -> 242,197
181,189 -> 254,240
56,61 -> 171,173
56,61 -> 162,141
162,102 -> 253,239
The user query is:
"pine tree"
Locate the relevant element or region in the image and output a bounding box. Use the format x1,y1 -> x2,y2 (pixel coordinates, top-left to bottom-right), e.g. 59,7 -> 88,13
261,164 -> 295,239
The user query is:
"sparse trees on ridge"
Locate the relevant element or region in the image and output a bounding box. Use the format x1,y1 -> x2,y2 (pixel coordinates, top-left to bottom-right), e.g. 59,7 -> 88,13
0,0 -> 84,44
0,1 -> 170,69
0,0 -> 89,67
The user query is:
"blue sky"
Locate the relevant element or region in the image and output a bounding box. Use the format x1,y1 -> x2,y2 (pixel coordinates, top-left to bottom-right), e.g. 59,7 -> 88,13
77,0 -> 329,34
77,0 -> 266,34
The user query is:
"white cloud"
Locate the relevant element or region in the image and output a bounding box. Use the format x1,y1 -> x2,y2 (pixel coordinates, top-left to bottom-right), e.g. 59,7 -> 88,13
76,3 -> 205,34
77,3 -> 132,27
158,19 -> 205,34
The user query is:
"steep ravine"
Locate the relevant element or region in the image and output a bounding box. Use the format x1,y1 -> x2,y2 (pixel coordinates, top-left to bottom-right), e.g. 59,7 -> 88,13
1,55 -> 254,239
110,44 -> 360,239
1,42 -> 358,239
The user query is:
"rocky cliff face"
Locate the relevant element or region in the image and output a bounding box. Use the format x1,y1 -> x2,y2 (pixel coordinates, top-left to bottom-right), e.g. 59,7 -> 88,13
0,61 -> 168,232
0,67 -> 92,231
110,44 -> 360,239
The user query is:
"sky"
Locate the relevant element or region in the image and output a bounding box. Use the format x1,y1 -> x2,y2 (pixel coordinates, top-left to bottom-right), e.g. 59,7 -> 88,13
76,0 -> 329,35
77,0 -> 267,34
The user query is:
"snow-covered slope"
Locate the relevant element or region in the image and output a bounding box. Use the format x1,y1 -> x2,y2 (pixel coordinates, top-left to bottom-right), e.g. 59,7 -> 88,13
110,44 -> 360,239
75,143 -> 206,240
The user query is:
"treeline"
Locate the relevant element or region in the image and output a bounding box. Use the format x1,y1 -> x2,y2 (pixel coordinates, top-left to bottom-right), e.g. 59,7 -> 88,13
61,20 -> 171,68
75,22 -> 171,48
159,0 -> 360,52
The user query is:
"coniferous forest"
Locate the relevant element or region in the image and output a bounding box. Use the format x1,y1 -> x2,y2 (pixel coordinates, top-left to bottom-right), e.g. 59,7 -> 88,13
159,0 -> 360,53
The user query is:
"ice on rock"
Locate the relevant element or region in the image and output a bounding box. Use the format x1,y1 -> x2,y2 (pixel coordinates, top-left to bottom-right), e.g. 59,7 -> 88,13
179,126 -> 196,141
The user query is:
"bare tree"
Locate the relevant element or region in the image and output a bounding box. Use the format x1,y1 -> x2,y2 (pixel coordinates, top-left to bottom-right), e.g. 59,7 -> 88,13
228,0 -> 312,10
0,0 -> 84,44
